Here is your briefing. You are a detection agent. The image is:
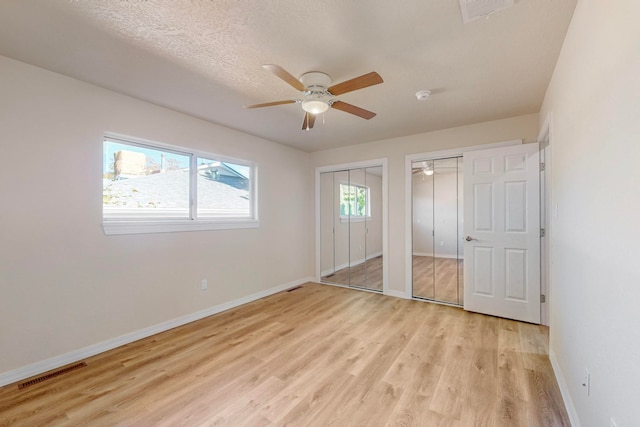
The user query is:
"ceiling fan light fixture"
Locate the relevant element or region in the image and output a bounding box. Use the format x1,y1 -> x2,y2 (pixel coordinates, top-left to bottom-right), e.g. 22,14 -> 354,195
302,99 -> 330,115
416,90 -> 431,101
424,168 -> 434,176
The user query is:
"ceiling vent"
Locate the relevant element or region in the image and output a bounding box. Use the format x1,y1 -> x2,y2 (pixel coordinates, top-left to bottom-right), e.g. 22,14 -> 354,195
458,0 -> 514,23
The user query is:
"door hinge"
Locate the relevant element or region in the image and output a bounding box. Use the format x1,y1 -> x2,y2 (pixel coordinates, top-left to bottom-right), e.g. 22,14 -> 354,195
540,228 -> 546,237
540,162 -> 545,172
541,294 -> 546,303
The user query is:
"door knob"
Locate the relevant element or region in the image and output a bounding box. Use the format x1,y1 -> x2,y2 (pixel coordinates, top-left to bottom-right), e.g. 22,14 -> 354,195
465,236 -> 476,241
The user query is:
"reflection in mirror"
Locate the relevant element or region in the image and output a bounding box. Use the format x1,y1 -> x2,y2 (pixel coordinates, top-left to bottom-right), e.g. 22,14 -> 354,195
319,166 -> 383,292
434,158 -> 461,304
348,168 -> 367,288
325,170 -> 351,285
411,157 -> 463,305
320,172 -> 337,283
412,160 -> 435,300
364,166 -> 383,291
457,157 -> 464,303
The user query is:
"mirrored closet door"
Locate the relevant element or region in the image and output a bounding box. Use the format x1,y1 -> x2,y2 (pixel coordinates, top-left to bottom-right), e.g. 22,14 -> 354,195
320,166 -> 383,291
411,157 -> 463,305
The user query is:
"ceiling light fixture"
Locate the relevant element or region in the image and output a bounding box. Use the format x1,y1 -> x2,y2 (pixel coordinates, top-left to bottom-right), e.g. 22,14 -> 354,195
301,99 -> 330,115
423,168 -> 434,176
458,0 -> 514,24
416,90 -> 431,101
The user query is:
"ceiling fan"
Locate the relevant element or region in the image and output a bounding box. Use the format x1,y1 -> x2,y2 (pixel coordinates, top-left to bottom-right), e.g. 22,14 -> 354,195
244,64 -> 383,130
413,167 -> 435,176
412,160 -> 459,176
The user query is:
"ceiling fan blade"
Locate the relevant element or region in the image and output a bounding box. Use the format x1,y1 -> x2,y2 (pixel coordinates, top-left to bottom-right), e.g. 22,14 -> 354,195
328,71 -> 383,96
244,100 -> 297,109
263,64 -> 306,91
331,101 -> 377,120
302,112 -> 316,130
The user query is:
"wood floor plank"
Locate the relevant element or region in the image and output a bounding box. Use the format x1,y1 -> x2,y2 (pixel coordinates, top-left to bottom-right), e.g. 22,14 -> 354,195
0,283 -> 570,426
412,256 -> 463,305
276,371 -> 355,426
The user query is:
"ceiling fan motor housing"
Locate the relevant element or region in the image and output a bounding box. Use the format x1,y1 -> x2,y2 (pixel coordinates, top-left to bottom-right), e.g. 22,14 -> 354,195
300,72 -> 332,93
300,72 -> 334,114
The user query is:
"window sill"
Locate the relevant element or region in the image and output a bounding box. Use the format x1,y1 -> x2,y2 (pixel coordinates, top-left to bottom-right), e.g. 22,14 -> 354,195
339,216 -> 371,223
103,219 -> 260,235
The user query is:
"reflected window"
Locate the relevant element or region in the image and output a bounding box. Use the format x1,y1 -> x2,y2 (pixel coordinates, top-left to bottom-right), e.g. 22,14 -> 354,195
339,183 -> 370,218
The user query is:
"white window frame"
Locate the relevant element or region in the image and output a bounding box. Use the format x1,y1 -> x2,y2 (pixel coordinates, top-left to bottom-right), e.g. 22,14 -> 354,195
338,182 -> 371,223
102,133 -> 259,235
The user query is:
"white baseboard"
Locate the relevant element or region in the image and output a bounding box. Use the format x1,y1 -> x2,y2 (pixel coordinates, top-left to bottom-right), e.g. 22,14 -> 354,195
384,289 -> 410,299
549,349 -> 581,427
0,276 -> 314,388
412,252 -> 463,260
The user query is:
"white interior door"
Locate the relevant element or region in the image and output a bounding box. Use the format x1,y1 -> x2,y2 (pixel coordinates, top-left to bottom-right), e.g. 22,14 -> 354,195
463,143 -> 540,323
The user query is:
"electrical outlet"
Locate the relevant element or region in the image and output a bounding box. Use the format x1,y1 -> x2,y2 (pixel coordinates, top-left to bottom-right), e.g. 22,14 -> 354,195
201,279 -> 208,290
582,368 -> 590,396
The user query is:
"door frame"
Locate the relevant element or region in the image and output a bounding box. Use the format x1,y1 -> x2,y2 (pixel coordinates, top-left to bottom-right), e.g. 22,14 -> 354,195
404,140 -> 523,300
315,158 -> 389,295
538,113 -> 553,326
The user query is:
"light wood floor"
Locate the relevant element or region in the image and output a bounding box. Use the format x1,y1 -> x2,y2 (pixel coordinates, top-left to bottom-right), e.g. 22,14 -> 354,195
413,256 -> 464,305
0,283 -> 569,426
322,255 -> 383,291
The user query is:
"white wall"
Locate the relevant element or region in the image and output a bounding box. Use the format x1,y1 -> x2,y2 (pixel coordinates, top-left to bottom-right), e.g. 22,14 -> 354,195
539,1 -> 640,425
0,56 -> 314,378
312,114 -> 540,294
412,171 -> 461,258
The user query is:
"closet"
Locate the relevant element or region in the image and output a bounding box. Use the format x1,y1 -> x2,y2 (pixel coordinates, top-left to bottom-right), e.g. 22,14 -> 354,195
320,166 -> 383,291
411,157 -> 464,305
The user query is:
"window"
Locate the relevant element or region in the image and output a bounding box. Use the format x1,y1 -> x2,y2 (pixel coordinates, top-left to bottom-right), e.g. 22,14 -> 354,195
102,134 -> 257,234
339,183 -> 370,220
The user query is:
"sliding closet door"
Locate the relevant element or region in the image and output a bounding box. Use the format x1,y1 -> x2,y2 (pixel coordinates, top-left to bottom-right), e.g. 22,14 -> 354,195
412,157 -> 463,305
320,170 -> 351,285
433,158 -> 461,304
348,168 -> 367,288
457,157 -> 464,302
319,166 -> 384,292
332,170 -> 350,285
412,161 -> 435,300
320,171 -> 337,283
364,166 -> 383,291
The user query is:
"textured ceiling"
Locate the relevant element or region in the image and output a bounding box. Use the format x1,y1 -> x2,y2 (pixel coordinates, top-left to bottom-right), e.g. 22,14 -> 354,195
0,0 -> 577,152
